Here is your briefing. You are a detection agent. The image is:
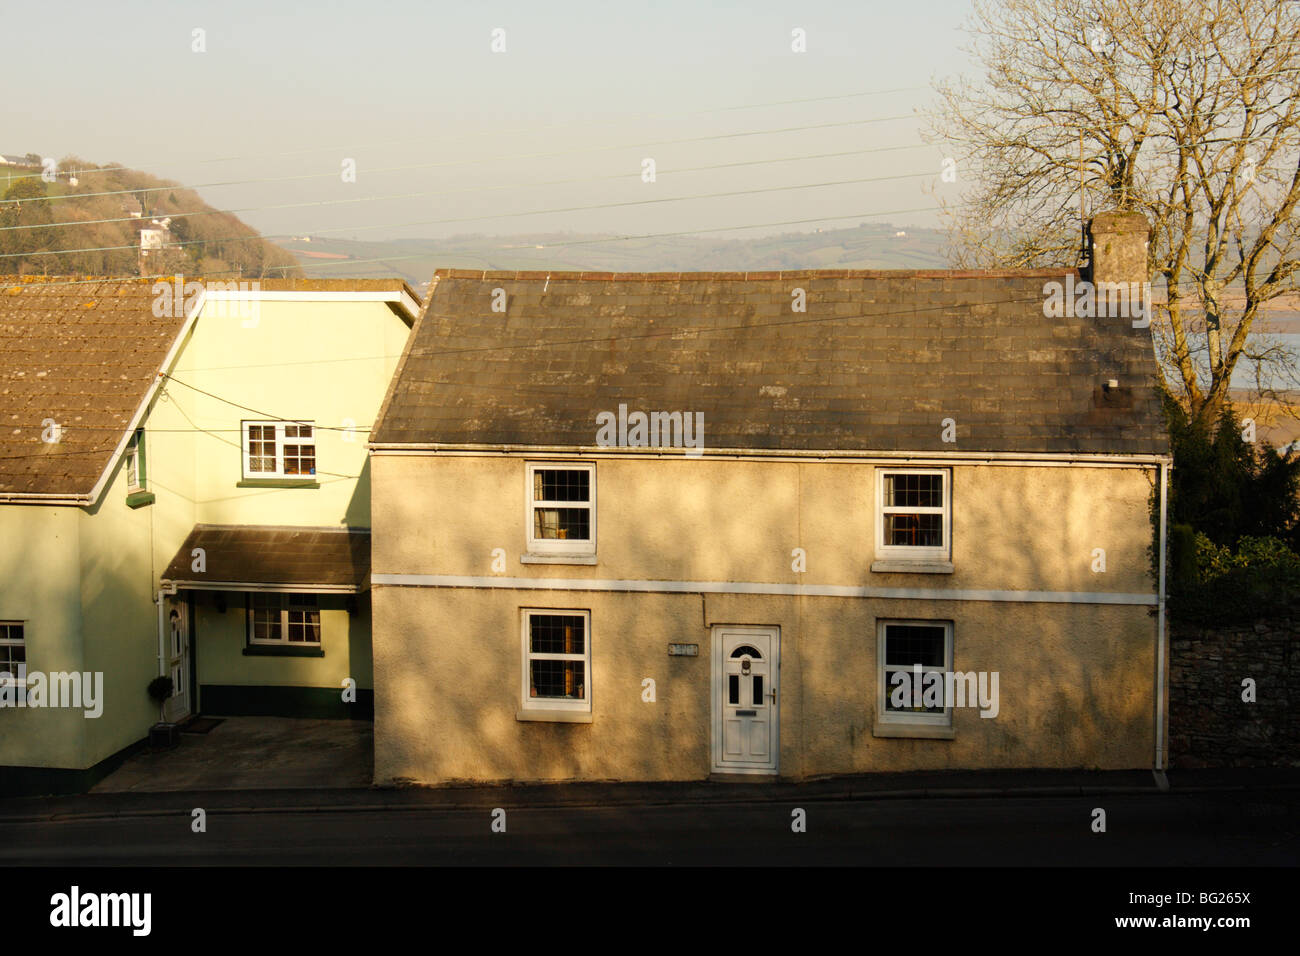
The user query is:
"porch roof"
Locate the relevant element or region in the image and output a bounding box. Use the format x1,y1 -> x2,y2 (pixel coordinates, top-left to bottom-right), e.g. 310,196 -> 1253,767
160,525 -> 370,593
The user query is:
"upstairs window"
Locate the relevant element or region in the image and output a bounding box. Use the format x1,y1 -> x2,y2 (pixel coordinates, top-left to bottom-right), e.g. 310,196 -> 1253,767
876,469 -> 950,562
242,421 -> 316,479
526,463 -> 595,556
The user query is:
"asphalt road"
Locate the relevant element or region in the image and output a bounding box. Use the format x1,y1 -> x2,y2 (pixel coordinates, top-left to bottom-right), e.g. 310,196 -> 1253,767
3,790 -> 1298,865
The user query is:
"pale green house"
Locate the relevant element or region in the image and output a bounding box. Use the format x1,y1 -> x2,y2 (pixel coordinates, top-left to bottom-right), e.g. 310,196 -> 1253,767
0,276 -> 418,795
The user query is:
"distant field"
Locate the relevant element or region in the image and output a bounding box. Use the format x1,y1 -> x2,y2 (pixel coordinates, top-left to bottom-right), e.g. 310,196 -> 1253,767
278,223 -> 953,288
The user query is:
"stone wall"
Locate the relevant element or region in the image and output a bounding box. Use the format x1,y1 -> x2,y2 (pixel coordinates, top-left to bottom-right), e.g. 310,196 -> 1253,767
1169,618 -> 1300,767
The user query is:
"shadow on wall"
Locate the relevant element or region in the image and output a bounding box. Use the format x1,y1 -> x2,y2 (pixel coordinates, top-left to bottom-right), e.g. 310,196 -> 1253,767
70,502 -> 165,768
377,460 -> 1157,783
344,456 -> 371,529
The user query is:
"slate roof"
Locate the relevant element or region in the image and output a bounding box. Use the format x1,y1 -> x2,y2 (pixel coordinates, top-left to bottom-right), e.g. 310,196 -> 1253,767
371,269 -> 1169,455
0,277 -> 186,497
160,525 -> 371,590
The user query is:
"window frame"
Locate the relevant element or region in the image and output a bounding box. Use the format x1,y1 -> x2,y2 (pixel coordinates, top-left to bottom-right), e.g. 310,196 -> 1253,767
125,427 -> 146,492
524,462 -> 596,557
875,467 -> 951,563
241,420 -> 317,480
876,619 -> 954,729
0,621 -> 26,688
519,608 -> 592,715
246,593 -> 322,647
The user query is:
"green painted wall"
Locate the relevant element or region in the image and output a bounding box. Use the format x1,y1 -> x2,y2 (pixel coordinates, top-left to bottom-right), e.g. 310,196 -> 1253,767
0,506 -> 85,769
79,453 -> 168,769
2,294 -> 409,775
192,591 -> 372,694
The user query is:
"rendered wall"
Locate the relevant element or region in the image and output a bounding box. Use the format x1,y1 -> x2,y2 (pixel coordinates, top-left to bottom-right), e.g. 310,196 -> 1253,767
0,505 -> 85,770
371,453 -> 1160,784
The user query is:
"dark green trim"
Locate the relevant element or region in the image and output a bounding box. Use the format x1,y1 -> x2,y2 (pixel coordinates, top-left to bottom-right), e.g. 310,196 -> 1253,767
0,735 -> 147,798
188,596 -> 198,717
243,643 -> 324,657
125,490 -> 156,508
200,684 -> 373,719
236,479 -> 319,489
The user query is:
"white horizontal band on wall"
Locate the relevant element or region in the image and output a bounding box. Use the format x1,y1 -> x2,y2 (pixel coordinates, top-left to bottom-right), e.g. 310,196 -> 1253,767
370,573 -> 1157,606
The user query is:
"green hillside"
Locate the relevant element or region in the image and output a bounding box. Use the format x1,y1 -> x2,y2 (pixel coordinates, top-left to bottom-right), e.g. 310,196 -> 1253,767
0,158 -> 301,278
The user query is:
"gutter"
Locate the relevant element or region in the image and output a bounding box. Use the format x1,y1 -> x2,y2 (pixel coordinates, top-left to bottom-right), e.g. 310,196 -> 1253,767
155,584 -> 177,680
1156,460 -> 1170,772
0,492 -> 93,505
369,442 -> 1172,468
159,580 -> 362,594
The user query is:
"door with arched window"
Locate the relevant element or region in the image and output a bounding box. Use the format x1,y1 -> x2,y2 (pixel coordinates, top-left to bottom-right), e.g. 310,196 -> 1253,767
163,596 -> 191,724
711,626 -> 779,774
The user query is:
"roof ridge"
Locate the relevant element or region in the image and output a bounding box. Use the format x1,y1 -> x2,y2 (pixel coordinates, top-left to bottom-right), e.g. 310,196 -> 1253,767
429,267 -> 1082,281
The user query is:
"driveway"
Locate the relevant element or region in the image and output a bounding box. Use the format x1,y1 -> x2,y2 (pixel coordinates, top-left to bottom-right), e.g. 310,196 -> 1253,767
91,717 -> 373,792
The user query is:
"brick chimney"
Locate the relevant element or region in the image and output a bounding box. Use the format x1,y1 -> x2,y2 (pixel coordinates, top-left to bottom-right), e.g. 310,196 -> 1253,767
1088,211 -> 1150,286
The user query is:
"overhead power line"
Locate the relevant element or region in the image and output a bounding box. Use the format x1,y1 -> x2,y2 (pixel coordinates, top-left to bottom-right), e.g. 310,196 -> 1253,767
0,171 -> 941,261
3,85 -> 927,184
0,114 -> 921,232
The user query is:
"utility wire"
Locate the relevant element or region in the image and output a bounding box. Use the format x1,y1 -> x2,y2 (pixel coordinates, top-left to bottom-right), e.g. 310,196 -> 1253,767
0,177 -> 943,261
0,114 -> 921,232
0,203 -> 954,290
2,85 -> 927,184
2,288 -> 1053,467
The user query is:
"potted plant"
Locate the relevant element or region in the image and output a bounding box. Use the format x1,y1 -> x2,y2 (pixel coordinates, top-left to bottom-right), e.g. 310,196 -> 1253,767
147,676 -> 177,748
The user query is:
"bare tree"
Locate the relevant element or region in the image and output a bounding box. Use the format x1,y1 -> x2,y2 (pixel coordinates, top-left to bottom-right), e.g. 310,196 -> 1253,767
928,0 -> 1300,427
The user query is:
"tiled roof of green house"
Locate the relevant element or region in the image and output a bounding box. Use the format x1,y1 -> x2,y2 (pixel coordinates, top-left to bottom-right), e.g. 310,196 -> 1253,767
371,268 -> 1169,456
0,277 -> 186,497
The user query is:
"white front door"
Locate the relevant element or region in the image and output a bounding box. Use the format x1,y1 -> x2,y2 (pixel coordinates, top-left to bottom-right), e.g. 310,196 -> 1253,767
712,626 -> 779,774
163,596 -> 191,723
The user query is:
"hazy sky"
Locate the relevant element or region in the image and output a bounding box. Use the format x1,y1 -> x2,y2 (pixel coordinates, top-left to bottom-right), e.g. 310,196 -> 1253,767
5,0 -> 976,246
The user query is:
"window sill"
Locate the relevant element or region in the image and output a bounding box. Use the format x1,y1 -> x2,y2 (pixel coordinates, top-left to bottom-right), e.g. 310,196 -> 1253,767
125,491 -> 156,509
520,553 -> 598,565
516,709 -> 593,723
243,644 -> 324,657
871,560 -> 954,574
237,479 -> 320,489
872,722 -> 955,740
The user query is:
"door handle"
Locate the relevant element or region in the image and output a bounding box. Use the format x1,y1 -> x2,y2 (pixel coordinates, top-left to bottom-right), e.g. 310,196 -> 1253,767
768,688 -> 777,701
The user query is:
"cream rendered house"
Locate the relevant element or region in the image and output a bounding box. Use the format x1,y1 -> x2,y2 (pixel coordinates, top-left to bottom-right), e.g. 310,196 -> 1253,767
0,276 -> 418,795
369,213 -> 1172,785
